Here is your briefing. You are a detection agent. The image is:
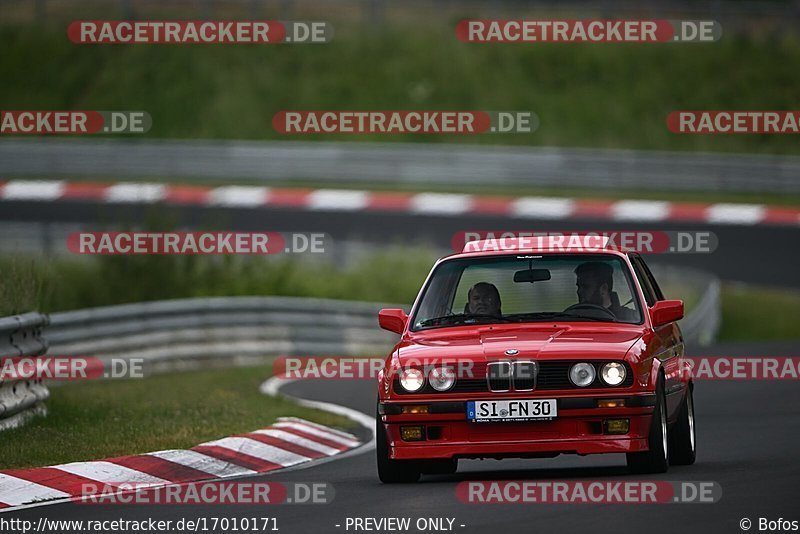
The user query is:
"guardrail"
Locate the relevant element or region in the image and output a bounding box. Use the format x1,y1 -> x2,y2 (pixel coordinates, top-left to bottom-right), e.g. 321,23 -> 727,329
0,312 -> 50,431
1,139 -> 798,193
46,297 -> 399,374
651,264 -> 721,348
677,274 -> 722,348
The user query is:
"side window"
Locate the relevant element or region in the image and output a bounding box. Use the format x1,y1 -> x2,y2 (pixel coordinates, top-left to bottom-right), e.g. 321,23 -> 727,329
636,255 -> 665,301
628,254 -> 657,307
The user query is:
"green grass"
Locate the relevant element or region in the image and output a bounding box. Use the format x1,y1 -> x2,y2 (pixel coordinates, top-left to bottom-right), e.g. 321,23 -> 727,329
719,283 -> 800,341
0,363 -> 354,470
1,23 -> 799,155
0,257 -> 48,317
0,247 -> 438,316
661,282 -> 701,313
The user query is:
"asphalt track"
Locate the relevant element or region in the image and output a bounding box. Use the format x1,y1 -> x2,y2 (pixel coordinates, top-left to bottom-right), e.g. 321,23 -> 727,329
3,200 -> 800,287
4,342 -> 798,534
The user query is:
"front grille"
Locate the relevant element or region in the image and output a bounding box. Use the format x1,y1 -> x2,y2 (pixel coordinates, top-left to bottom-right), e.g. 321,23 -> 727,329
512,361 -> 537,391
486,361 -> 511,392
393,360 -> 633,395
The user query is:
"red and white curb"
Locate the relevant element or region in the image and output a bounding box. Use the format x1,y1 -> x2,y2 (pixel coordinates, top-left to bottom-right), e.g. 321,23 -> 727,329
1,179 -> 798,227
0,416 -> 360,512
259,376 -> 376,458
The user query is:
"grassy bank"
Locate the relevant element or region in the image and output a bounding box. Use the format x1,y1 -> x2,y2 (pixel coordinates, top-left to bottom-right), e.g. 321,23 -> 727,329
0,364 -> 353,470
0,248 -> 437,316
718,283 -> 800,341
1,24 -> 799,154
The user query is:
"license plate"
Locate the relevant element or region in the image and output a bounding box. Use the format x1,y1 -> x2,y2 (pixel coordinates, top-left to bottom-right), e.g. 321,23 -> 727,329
467,399 -> 557,422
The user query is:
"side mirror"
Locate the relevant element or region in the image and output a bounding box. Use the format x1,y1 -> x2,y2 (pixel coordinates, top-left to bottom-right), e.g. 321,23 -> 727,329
650,300 -> 684,328
379,308 -> 408,334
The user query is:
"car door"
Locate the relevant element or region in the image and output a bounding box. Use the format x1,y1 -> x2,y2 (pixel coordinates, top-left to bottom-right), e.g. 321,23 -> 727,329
628,253 -> 684,420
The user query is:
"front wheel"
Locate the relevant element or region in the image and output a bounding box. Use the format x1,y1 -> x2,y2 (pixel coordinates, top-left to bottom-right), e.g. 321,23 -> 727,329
669,384 -> 697,465
627,377 -> 669,474
376,407 -> 420,483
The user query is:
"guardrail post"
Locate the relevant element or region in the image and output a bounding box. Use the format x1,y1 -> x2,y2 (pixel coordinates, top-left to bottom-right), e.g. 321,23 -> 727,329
0,312 -> 50,432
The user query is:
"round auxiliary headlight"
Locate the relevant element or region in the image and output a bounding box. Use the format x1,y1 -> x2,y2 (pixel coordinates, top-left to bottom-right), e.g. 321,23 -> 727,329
569,362 -> 596,387
601,362 -> 627,386
428,366 -> 456,392
399,368 -> 425,392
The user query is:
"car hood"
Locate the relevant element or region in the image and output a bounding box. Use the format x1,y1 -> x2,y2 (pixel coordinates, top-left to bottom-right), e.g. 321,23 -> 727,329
396,324 -> 645,363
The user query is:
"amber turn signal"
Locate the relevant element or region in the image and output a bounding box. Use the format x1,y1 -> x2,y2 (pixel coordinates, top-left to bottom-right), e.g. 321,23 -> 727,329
400,405 -> 430,414
597,399 -> 626,408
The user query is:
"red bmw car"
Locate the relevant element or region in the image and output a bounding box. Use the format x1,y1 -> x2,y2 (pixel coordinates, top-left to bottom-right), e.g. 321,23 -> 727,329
376,236 -> 696,482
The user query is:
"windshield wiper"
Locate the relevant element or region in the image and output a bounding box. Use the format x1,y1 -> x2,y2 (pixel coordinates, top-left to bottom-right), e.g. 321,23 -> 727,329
416,313 -> 512,328
506,312 -> 614,323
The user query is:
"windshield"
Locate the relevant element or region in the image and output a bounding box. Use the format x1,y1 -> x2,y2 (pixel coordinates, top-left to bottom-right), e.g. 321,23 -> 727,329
411,254 -> 643,331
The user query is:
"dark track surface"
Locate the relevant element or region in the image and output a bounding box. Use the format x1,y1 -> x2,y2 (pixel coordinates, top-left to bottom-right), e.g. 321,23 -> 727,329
6,342 -> 799,534
4,200 -> 800,287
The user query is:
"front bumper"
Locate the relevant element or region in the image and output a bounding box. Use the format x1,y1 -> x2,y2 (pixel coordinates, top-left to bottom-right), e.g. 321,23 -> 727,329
380,394 -> 655,460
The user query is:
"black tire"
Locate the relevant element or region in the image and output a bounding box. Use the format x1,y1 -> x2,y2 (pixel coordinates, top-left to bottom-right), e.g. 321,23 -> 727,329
627,376 -> 669,474
669,384 -> 697,465
376,407 -> 421,483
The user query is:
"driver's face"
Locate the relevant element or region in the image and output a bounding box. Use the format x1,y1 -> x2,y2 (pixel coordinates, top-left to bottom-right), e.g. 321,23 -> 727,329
468,289 -> 499,315
576,275 -> 603,306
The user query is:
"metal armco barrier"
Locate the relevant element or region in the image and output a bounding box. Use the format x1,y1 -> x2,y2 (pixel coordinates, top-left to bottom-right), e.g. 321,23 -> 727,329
650,264 -> 721,347
0,312 -> 50,431
46,297 -> 400,373
675,274 -> 722,347
1,139 -> 798,193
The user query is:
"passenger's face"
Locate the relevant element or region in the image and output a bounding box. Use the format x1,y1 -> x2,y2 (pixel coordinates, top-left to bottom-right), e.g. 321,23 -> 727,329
469,288 -> 499,315
576,275 -> 603,306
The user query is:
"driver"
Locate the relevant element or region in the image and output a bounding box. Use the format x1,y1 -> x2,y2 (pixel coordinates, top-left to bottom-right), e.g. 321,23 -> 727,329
465,282 -> 502,316
574,262 -> 636,321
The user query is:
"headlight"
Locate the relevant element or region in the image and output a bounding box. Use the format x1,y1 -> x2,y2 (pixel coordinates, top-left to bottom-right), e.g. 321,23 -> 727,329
428,366 -> 456,392
600,362 -> 627,386
399,368 -> 425,392
569,362 -> 596,387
